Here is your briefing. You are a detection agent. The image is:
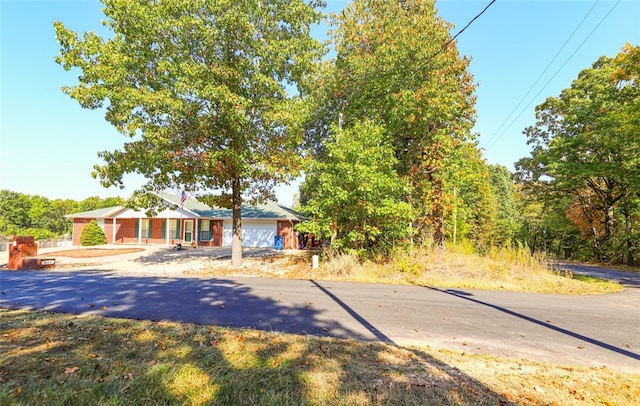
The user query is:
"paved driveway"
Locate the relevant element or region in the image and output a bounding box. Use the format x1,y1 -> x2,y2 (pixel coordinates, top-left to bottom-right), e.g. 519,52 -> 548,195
1,262 -> 639,373
561,262 -> 640,287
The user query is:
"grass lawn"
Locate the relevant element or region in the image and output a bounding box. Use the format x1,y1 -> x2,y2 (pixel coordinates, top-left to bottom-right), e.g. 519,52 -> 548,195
1,309 -> 638,405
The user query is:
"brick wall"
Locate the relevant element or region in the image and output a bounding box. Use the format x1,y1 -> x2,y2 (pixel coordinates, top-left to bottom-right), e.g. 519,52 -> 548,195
72,219 -> 91,245
277,221 -> 300,249
116,219 -> 136,243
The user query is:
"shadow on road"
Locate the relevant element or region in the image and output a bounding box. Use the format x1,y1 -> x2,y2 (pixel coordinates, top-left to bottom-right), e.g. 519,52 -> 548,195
429,286 -> 640,363
1,271 -> 351,339
0,270 -> 516,404
309,279 -> 393,344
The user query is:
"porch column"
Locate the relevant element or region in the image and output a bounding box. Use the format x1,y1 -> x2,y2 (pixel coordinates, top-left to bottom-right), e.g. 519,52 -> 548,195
194,219 -> 199,246
166,218 -> 170,245
138,218 -> 142,244
112,218 -> 117,244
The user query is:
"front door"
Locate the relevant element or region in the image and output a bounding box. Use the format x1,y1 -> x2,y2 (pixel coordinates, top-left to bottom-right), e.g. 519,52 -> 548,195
183,220 -> 193,243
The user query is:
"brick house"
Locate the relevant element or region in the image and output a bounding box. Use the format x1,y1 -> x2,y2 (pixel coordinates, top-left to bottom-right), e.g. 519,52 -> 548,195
66,193 -> 303,249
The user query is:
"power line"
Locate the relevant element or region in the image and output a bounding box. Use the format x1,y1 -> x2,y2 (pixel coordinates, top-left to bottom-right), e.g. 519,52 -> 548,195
484,0 -> 621,153
358,0 -> 496,102
419,0 -> 496,70
481,0 -> 601,150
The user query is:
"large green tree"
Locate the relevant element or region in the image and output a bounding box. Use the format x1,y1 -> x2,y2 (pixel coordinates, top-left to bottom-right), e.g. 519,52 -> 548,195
312,0 -> 476,247
516,44 -> 640,263
441,143 -> 495,248
55,0 -> 324,265
486,164 -> 522,247
298,121 -> 413,255
0,190 -> 32,236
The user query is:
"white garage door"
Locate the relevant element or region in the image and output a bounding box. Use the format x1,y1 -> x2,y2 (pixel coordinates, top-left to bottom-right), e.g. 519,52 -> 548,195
222,221 -> 277,248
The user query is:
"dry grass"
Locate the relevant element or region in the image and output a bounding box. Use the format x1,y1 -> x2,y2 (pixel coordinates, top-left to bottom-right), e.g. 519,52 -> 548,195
1,309 -> 638,405
227,245 -> 622,295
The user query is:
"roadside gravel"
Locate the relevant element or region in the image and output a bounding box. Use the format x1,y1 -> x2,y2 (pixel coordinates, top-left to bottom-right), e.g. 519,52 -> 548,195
35,244 -> 300,277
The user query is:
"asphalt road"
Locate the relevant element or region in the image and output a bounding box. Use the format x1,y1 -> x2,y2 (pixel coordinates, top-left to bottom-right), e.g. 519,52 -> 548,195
1,265 -> 639,373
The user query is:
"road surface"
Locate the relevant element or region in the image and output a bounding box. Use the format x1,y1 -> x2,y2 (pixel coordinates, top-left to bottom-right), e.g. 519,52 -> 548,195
1,265 -> 639,373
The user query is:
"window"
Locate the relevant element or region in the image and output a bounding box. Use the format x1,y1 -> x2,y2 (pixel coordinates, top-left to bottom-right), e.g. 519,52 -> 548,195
141,219 -> 152,238
200,220 -> 211,241
168,219 -> 180,239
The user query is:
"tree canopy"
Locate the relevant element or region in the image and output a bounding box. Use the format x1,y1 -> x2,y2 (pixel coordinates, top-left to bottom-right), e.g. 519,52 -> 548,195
516,44 -> 640,263
301,0 -> 477,250
0,190 -> 122,240
54,0 -> 324,265
298,121 -> 413,254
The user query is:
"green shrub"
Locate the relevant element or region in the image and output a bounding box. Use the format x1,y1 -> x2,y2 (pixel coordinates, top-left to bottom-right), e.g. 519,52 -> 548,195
80,220 -> 106,246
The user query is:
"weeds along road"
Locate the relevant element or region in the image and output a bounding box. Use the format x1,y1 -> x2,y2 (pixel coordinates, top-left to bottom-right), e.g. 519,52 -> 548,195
1,267 -> 639,373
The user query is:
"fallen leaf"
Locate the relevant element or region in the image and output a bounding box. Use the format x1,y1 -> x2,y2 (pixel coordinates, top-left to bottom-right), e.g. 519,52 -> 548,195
65,366 -> 79,374
100,306 -> 108,310
14,387 -> 22,396
577,345 -> 585,350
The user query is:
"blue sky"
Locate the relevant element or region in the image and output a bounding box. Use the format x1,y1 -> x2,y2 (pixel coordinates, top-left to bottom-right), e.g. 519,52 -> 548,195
1,0 -> 638,207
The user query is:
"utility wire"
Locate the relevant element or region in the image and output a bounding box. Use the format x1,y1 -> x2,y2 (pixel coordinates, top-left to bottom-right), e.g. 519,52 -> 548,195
419,0 -> 496,71
358,0 -> 496,102
481,0 -> 601,150
484,0 -> 621,153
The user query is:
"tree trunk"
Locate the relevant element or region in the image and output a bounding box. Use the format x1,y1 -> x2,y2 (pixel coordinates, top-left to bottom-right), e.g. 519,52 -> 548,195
231,178 -> 243,267
623,204 -> 635,266
432,176 -> 445,250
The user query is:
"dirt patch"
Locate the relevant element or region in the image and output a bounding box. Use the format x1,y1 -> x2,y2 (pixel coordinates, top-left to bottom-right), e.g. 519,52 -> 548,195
46,248 -> 145,258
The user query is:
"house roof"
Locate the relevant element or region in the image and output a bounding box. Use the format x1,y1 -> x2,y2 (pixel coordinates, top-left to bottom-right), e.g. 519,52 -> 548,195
66,193 -> 303,221
66,206 -> 124,219
158,193 -> 302,220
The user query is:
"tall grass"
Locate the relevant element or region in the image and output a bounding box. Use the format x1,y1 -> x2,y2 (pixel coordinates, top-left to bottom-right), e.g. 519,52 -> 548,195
293,243 -> 621,295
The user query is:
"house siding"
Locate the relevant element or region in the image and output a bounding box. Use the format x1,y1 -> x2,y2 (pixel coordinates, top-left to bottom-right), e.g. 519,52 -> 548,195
197,220 -> 223,247
116,219 -> 136,243
71,219 -> 92,245
277,221 -> 299,249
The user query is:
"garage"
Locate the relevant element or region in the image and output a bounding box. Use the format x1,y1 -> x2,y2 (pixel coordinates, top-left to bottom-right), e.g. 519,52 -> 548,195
222,220 -> 277,248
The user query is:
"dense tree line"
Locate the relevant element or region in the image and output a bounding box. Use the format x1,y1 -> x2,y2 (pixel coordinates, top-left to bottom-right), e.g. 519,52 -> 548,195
298,2 -> 638,264
516,44 -> 640,265
0,190 -> 123,240
297,0 -> 521,255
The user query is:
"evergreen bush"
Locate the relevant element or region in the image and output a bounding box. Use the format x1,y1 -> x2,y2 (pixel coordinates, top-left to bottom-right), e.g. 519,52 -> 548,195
80,220 -> 106,246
